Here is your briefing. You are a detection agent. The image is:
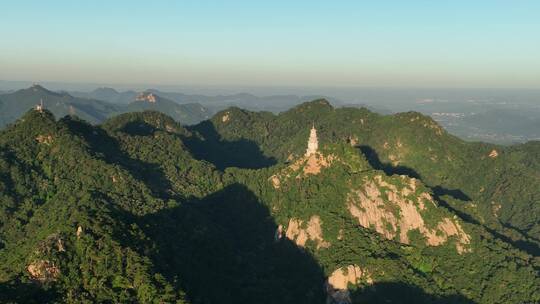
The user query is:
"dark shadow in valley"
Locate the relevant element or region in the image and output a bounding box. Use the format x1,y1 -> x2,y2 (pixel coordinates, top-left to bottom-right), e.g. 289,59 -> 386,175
137,183 -> 325,304
432,186 -> 471,202
0,278 -> 60,304
116,120 -> 158,136
359,145 -> 421,179
358,145 -> 470,201
435,190 -> 540,257
129,183 -> 475,304
358,144 -> 540,256
59,116 -> 174,198
351,282 -> 476,304
184,120 -> 277,170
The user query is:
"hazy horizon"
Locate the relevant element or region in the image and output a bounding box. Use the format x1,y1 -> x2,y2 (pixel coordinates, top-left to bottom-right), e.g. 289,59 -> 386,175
3,79 -> 540,104
1,1 -> 539,89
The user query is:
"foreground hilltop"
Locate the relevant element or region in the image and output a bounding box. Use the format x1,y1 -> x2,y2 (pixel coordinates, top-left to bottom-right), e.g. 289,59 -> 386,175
194,99 -> 540,250
0,103 -> 538,303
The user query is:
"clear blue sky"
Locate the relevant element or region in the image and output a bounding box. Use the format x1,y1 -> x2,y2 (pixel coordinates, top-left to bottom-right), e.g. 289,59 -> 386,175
1,1 -> 539,88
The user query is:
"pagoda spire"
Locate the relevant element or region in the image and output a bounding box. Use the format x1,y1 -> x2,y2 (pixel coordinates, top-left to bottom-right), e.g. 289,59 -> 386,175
305,124 -> 319,156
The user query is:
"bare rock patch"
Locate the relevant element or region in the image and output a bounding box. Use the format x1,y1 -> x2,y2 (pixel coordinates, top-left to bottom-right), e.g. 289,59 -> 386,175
348,176 -> 471,253
326,265 -> 372,304
285,215 -> 330,249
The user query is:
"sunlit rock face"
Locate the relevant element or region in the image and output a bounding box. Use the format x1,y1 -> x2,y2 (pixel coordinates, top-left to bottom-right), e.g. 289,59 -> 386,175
27,260 -> 60,282
285,215 -> 330,249
325,265 -> 373,304
135,92 -> 157,103
348,175 -> 471,254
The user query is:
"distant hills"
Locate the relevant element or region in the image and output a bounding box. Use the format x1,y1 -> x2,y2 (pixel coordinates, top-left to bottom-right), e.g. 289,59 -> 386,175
70,87 -> 137,104
0,85 -> 352,128
0,85 -> 118,126
3,84 -> 540,144
70,86 -> 344,113
0,85 -> 212,127
126,92 -> 211,125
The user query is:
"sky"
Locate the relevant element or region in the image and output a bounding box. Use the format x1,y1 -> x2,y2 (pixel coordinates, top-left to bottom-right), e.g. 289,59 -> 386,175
1,1 -> 539,89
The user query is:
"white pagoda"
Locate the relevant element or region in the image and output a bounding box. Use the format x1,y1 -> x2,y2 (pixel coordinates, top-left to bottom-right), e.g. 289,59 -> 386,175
35,99 -> 44,112
305,124 -> 319,156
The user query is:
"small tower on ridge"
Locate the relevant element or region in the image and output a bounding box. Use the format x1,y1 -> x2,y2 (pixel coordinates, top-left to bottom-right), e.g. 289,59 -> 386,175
305,123 -> 319,156
35,99 -> 44,113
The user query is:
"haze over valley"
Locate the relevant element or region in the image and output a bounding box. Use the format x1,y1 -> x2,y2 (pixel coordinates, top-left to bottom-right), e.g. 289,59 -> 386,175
2,81 -> 538,144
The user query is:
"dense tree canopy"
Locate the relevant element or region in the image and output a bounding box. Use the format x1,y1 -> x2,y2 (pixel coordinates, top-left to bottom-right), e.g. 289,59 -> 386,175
0,102 -> 538,303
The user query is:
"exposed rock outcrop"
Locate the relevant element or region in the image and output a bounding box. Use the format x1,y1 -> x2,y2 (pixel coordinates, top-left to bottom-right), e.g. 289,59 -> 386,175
269,175 -> 281,189
285,216 -> 330,249
269,152 -> 338,189
289,152 -> 336,176
135,92 -> 157,103
27,260 -> 60,282
303,153 -> 335,175
489,149 -> 499,158
36,134 -> 53,145
325,265 -> 372,304
347,175 -> 471,253
221,112 -> 230,122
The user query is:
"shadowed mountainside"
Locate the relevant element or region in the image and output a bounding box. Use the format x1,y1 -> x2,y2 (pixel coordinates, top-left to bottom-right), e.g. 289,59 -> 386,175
183,120 -> 277,170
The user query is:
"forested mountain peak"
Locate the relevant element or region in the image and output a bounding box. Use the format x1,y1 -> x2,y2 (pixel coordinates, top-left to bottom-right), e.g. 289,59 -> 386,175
27,84 -> 58,94
92,87 -> 119,95
289,98 -> 334,113
103,111 -> 190,137
125,92 -> 211,126
13,84 -> 70,101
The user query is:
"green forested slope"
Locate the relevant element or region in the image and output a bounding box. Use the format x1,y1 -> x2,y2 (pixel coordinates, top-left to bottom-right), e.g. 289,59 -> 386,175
190,100 -> 540,251
0,104 -> 538,304
0,110 -> 187,303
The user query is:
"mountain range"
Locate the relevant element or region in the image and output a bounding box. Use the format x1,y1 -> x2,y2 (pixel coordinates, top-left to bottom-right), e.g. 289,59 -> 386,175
0,100 -> 538,303
0,85 -> 211,128
70,87 -> 345,113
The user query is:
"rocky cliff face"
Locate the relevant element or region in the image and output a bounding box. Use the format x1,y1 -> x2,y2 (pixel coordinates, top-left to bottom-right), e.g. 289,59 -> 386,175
326,265 -> 372,304
347,174 -> 471,253
285,215 -> 330,249
265,143 -> 479,302
135,92 -> 158,103
27,260 -> 60,282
